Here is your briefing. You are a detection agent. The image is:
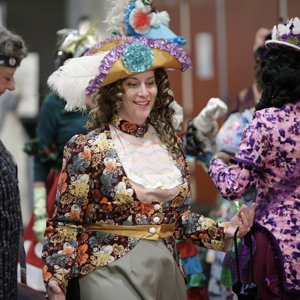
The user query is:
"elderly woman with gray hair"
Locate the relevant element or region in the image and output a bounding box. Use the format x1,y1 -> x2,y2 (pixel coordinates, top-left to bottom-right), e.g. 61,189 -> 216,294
0,26 -> 27,299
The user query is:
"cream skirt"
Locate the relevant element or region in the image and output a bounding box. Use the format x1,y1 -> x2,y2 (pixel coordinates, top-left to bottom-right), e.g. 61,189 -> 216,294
79,239 -> 187,300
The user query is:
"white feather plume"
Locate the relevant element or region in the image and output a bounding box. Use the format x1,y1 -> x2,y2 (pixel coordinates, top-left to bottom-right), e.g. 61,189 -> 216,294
47,53 -> 107,111
104,0 -> 130,35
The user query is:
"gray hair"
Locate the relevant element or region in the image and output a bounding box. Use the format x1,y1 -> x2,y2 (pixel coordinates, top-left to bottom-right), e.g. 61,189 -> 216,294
0,26 -> 27,63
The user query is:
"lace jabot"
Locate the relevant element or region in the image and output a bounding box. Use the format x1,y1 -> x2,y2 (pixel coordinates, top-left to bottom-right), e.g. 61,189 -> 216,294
110,117 -> 183,202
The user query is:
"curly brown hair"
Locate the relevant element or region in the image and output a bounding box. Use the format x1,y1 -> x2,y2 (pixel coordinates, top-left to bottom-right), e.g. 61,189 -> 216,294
86,68 -> 182,156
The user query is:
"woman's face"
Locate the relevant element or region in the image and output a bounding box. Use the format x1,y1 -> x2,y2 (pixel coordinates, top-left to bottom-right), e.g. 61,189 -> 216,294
119,70 -> 157,125
0,66 -> 16,95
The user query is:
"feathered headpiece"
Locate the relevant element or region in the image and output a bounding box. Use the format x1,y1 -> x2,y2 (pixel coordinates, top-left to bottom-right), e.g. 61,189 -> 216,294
48,36 -> 192,111
265,17 -> 300,51
57,20 -> 100,57
105,0 -> 187,46
54,20 -> 102,70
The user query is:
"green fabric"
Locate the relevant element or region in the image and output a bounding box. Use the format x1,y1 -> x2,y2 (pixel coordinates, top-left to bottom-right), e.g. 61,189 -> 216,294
33,186 -> 47,216
33,186 -> 47,242
186,273 -> 206,289
220,267 -> 233,289
32,94 -> 89,181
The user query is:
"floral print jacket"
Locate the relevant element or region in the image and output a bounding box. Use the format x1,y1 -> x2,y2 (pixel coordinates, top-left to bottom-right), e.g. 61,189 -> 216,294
42,118 -> 227,290
209,103 -> 300,294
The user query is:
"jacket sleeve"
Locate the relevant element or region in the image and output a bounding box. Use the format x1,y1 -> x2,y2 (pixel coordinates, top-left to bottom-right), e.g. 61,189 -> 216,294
208,111 -> 269,200
42,133 -> 92,290
175,154 -> 227,252
177,196 -> 228,252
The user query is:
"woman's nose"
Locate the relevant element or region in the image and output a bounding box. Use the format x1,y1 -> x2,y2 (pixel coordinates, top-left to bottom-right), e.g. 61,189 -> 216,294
138,84 -> 149,96
7,78 -> 15,91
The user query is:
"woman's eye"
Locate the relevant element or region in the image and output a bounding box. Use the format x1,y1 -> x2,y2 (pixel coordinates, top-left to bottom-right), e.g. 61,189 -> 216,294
146,81 -> 155,86
128,82 -> 137,87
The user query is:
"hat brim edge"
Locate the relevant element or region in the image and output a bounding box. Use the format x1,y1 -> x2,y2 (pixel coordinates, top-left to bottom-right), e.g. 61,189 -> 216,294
265,40 -> 300,52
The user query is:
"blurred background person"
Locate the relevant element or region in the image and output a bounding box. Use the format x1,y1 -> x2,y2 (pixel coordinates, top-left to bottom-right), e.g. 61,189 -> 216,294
0,25 -> 28,300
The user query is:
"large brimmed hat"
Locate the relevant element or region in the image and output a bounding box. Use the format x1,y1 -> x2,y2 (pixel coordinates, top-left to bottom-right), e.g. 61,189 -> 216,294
48,36 -> 192,111
265,17 -> 300,52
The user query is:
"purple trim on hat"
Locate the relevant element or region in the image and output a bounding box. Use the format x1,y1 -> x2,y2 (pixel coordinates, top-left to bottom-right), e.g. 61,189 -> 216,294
84,36 -> 139,56
85,36 -> 192,95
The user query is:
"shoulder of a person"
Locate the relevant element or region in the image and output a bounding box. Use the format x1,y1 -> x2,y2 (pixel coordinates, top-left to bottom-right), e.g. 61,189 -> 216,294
66,125 -> 108,148
41,93 -> 66,110
252,106 -> 284,120
64,133 -> 88,155
251,107 -> 287,133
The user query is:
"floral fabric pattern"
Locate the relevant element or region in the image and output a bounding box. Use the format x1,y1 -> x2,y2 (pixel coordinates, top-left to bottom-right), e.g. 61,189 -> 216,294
42,117 -> 227,289
209,103 -> 300,293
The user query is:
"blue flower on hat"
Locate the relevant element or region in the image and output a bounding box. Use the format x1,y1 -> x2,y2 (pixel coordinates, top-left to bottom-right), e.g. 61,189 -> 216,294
122,42 -> 154,72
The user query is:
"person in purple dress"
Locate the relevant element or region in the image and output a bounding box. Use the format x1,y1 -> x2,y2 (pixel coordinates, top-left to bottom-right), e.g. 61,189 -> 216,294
208,17 -> 300,299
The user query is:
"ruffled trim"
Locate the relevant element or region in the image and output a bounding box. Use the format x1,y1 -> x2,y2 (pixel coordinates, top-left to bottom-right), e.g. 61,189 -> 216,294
85,36 -> 139,56
111,116 -> 183,190
125,167 -> 182,190
254,223 -> 300,295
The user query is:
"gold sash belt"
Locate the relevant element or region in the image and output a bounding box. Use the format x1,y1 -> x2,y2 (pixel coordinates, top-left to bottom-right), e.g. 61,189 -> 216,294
85,223 -> 176,240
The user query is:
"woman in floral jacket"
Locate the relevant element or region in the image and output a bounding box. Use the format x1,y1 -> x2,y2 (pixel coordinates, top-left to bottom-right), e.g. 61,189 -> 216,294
209,18 -> 300,299
42,36 -> 255,300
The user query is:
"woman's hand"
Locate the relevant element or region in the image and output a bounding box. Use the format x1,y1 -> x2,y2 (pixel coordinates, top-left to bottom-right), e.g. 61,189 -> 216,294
225,203 -> 256,239
47,280 -> 65,300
